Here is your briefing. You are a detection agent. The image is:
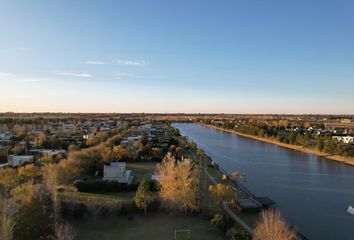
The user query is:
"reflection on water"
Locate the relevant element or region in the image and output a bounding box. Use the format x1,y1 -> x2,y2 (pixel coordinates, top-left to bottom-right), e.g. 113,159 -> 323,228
173,123 -> 354,240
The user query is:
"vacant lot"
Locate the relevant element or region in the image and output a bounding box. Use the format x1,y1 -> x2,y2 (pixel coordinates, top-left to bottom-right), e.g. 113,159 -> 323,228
73,213 -> 224,240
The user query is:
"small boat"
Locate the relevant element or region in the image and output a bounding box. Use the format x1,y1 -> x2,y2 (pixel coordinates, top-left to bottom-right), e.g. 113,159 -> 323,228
348,206 -> 354,216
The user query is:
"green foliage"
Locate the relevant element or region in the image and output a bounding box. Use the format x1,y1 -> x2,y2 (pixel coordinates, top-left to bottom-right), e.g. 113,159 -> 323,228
12,186 -> 54,240
0,168 -> 19,194
210,214 -> 224,228
134,179 -> 153,214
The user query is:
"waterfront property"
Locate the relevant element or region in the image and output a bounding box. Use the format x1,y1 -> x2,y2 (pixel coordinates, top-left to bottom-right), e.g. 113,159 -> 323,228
174,123 -> 354,240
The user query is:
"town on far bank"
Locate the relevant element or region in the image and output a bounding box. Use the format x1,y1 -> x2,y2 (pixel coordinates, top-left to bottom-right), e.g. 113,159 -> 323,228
0,113 -> 353,240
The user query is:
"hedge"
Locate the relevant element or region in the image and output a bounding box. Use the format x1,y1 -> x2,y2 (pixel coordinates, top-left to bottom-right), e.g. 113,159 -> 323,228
74,180 -> 139,193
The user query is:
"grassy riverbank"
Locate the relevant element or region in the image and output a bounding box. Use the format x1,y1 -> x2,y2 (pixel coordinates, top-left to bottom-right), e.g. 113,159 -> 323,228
202,124 -> 354,166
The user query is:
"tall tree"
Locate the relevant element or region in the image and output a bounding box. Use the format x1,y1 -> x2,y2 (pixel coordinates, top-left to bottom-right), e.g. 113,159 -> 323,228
134,180 -> 153,215
0,200 -> 14,240
155,153 -> 199,213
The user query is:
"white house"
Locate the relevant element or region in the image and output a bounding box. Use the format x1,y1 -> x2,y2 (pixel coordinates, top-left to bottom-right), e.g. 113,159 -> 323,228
102,162 -> 133,184
0,132 -> 13,141
8,155 -> 34,167
83,133 -> 95,140
332,136 -> 354,144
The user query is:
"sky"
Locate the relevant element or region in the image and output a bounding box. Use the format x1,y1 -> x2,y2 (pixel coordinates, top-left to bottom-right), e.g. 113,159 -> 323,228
0,0 -> 353,114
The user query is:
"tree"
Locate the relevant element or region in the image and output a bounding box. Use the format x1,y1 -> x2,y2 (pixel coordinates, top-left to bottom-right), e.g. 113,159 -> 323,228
258,129 -> 265,138
230,171 -> 246,183
68,144 -> 79,152
36,154 -> 53,166
113,145 -> 133,162
101,145 -> 115,162
134,180 -> 153,215
55,222 -> 76,240
57,159 -> 80,185
253,209 -> 295,240
12,184 -> 53,240
0,200 -> 14,240
316,141 -> 324,151
18,164 -> 41,183
0,168 -> 19,195
155,153 -> 199,213
35,133 -> 49,148
208,184 -> 235,206
210,213 -> 224,229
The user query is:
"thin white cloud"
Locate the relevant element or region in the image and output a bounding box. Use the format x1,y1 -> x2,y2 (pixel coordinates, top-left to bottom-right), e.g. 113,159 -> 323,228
115,59 -> 147,66
114,73 -> 139,80
55,72 -> 93,78
85,61 -> 105,65
0,72 -> 15,77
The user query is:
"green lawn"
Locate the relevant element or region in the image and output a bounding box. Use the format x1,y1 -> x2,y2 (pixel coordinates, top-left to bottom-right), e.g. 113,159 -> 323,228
127,162 -> 157,182
59,191 -> 136,203
73,213 -> 224,240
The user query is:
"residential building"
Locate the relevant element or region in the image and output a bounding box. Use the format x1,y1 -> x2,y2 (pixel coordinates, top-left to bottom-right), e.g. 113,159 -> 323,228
332,136 -> 354,144
102,162 -> 133,184
8,155 -> 34,167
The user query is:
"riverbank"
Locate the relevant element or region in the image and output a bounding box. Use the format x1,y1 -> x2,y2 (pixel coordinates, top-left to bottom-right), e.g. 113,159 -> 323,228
201,124 -> 354,167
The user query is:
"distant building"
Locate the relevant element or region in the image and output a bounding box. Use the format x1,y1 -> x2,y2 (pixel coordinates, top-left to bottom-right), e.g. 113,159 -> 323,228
30,149 -> 66,157
83,133 -> 95,140
0,132 -> 13,141
8,155 -> 33,167
102,162 -> 133,184
332,136 -> 354,144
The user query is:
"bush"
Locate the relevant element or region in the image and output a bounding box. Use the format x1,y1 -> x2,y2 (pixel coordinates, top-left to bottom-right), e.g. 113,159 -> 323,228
59,198 -> 161,219
60,200 -> 87,219
74,180 -> 139,193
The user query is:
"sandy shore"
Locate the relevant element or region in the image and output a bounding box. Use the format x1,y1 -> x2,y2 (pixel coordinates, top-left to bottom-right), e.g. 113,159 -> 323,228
201,124 -> 354,167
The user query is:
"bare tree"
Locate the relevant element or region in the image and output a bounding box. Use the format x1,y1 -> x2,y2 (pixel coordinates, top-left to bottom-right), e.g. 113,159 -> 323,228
55,222 -> 76,240
42,164 -> 59,222
0,200 -> 14,240
253,209 -> 296,240
155,153 -> 199,213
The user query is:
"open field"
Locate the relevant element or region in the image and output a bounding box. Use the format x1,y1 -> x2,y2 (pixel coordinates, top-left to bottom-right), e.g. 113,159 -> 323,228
73,213 -> 224,240
59,191 -> 136,203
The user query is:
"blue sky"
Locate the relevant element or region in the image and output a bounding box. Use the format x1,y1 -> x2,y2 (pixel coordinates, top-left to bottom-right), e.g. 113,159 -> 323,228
0,0 -> 353,113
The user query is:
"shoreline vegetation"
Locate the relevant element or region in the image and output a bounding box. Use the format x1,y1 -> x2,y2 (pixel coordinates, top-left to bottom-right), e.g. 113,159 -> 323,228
201,124 -> 354,167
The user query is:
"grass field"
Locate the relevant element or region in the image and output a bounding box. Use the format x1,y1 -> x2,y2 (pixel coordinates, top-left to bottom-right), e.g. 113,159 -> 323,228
73,213 -> 224,240
59,191 -> 136,203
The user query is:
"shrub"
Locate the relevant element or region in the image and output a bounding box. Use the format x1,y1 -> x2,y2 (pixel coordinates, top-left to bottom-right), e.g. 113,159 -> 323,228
253,209 -> 296,240
59,200 -> 87,219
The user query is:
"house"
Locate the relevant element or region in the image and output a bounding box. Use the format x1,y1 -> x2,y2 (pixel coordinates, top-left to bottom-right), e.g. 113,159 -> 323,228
83,133 -> 95,140
30,149 -> 67,157
332,136 -> 354,144
0,132 -> 13,141
102,162 -> 133,184
120,136 -> 141,148
8,155 -> 34,167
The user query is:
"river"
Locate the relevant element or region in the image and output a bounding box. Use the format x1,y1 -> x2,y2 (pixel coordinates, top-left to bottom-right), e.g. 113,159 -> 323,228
173,123 -> 354,240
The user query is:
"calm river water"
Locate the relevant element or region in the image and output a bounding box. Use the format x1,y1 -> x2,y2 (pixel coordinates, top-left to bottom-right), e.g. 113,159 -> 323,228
173,123 -> 354,240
